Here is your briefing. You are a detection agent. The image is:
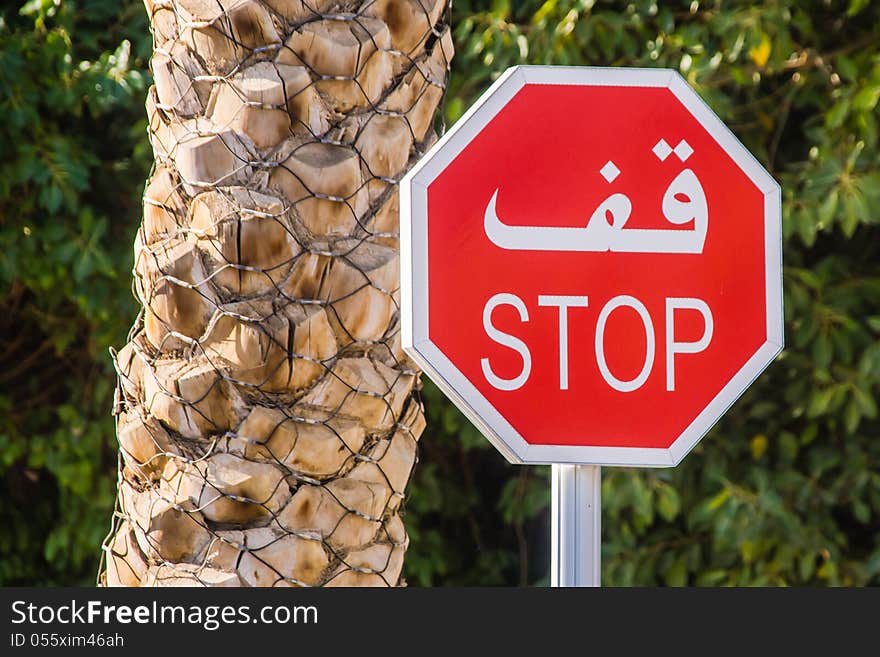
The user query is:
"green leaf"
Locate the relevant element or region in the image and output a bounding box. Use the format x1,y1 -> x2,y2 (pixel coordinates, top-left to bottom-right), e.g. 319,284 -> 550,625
657,484 -> 681,521
707,488 -> 731,511
807,388 -> 833,417
817,189 -> 838,225
779,432 -> 799,461
695,570 -> 728,586
664,558 -> 688,587
847,0 -> 871,15
812,332 -> 833,369
853,85 -> 880,112
798,554 -> 816,581
852,386 -> 878,418
844,399 -> 860,434
852,500 -> 870,524
826,98 -> 850,128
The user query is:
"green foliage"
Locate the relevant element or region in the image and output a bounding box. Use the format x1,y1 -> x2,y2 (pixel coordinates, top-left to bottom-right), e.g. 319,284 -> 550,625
0,1 -> 150,584
407,0 -> 880,586
1,0 -> 879,586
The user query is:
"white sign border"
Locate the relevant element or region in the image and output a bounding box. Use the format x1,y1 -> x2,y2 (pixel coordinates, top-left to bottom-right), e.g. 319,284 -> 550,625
401,66 -> 783,467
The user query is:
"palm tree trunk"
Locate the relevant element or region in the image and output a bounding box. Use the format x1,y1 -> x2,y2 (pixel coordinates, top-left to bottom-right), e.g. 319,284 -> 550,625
100,0 -> 451,587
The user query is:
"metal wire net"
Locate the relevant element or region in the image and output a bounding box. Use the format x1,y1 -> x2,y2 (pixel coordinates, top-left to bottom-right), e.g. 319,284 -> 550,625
99,0 -> 452,587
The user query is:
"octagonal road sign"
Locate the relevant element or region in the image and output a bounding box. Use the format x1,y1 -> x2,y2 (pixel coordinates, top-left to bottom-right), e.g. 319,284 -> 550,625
401,66 -> 783,468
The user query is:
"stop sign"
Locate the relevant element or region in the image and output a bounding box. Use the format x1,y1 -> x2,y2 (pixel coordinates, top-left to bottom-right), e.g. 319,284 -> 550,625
401,67 -> 782,467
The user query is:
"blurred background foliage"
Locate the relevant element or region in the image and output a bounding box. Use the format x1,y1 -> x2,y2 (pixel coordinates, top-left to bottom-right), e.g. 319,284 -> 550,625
0,0 -> 878,586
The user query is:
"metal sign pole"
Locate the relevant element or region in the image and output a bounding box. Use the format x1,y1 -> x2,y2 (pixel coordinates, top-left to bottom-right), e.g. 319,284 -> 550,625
551,464 -> 601,587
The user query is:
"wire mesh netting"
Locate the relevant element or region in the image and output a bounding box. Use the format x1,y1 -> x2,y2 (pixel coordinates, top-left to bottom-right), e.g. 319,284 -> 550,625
99,0 -> 452,587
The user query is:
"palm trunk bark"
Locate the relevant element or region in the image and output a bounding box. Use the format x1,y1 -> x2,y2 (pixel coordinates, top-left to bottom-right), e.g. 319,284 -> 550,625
100,0 -> 451,587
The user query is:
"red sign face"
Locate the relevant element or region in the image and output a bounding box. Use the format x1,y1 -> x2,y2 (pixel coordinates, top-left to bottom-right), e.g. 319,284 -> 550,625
402,67 -> 782,466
